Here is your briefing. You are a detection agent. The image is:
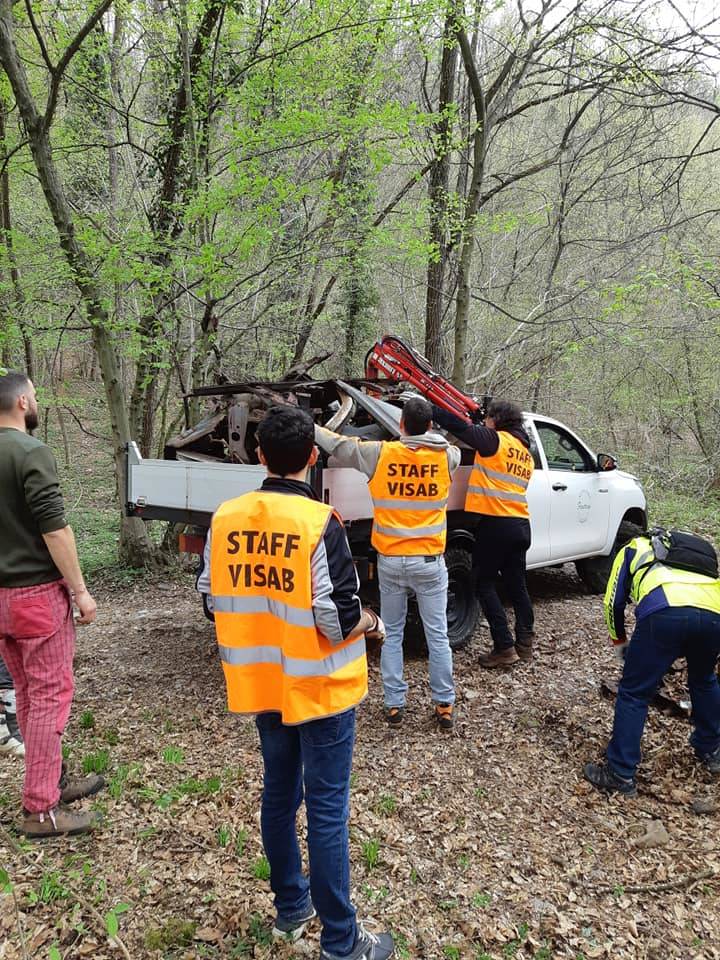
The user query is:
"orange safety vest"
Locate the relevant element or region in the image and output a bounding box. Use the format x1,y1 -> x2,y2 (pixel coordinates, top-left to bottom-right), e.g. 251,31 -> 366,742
367,441 -> 451,556
465,432 -> 533,518
210,491 -> 368,724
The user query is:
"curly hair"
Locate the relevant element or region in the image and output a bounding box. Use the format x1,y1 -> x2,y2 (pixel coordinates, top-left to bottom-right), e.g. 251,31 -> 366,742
487,399 -> 524,433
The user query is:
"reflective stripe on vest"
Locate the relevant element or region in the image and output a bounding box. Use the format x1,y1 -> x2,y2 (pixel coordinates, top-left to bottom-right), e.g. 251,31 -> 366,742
465,432 -> 533,518
210,491 -> 368,724
367,441 -> 451,556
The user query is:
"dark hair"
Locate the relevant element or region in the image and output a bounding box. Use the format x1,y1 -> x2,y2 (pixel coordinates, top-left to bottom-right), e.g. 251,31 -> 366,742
487,399 -> 524,433
0,370 -> 30,413
257,405 -> 315,476
402,397 -> 432,435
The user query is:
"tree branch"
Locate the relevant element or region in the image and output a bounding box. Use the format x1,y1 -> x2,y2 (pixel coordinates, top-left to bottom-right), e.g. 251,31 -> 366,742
44,0 -> 114,130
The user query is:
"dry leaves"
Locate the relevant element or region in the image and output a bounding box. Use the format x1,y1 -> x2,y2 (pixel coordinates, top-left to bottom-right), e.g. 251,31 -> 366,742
1,566 -> 719,959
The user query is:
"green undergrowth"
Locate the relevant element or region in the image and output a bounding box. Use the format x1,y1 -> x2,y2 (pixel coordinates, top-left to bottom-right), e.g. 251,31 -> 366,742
645,484 -> 720,543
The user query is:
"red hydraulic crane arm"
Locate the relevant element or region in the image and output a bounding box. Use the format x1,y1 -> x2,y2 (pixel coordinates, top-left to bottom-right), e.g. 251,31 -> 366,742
364,335 -> 482,425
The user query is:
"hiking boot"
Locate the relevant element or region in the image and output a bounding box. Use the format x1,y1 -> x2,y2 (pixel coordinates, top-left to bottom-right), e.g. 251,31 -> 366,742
515,633 -> 535,661
59,771 -> 106,804
583,762 -> 637,797
320,924 -> 395,960
273,902 -> 317,941
479,647 -> 519,669
0,714 -> 24,758
22,805 -> 101,839
434,703 -> 454,731
384,706 -> 403,728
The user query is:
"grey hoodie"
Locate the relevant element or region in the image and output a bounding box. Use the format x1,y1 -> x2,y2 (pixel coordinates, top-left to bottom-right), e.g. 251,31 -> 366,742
314,425 -> 461,480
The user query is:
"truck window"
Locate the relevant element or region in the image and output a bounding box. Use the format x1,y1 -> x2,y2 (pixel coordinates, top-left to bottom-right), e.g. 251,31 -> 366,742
535,423 -> 594,472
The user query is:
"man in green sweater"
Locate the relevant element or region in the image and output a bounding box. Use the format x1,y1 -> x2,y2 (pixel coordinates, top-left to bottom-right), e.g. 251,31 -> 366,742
0,370 -> 103,837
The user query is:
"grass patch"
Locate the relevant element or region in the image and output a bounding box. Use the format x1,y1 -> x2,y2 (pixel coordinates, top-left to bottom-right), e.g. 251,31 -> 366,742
82,749 -> 110,775
252,855 -> 270,880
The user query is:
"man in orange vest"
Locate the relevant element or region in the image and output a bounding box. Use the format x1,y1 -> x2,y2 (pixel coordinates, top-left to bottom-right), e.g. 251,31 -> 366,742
316,397 -> 460,729
432,400 -> 535,668
201,406 -> 394,960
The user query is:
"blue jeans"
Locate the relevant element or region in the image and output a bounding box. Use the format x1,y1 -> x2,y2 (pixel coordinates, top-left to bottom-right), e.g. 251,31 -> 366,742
378,554 -> 455,708
607,607 -> 720,780
255,709 -> 357,956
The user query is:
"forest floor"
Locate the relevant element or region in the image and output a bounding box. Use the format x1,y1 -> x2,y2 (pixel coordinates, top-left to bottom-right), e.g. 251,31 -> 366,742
2,568 -> 719,960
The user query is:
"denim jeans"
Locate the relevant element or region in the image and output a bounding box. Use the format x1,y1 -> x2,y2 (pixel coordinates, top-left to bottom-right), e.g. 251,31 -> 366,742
255,709 -> 357,956
607,607 -> 720,780
473,515 -> 534,651
377,554 -> 455,708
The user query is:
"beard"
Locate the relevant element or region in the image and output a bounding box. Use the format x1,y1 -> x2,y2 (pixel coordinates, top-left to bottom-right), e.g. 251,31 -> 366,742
24,409 -> 39,432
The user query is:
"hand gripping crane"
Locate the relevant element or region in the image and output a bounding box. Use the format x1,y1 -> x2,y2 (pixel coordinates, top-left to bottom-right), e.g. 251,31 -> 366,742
364,335 -> 487,425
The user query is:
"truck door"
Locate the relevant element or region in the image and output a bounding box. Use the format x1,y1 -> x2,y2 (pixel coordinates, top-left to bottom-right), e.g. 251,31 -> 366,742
532,420 -> 611,561
523,424 -> 551,567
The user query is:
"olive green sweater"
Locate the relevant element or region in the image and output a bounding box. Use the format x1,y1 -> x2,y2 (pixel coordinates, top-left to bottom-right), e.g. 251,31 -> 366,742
0,427 -> 67,587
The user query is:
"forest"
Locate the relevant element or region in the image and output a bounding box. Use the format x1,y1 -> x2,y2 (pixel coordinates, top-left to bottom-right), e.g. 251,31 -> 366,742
2,5 -> 720,959
0,0 -> 719,564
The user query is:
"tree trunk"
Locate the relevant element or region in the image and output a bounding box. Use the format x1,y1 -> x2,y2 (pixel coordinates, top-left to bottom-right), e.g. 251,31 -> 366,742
0,0 -> 155,566
425,11 -> 458,371
0,86 -> 33,377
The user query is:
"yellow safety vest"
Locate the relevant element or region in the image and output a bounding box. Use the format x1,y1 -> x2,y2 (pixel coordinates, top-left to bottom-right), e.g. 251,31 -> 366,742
210,491 -> 368,724
367,441 -> 451,556
465,432 -> 533,518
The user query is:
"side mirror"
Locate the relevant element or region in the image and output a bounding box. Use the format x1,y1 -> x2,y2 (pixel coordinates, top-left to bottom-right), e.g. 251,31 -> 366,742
597,452 -> 618,472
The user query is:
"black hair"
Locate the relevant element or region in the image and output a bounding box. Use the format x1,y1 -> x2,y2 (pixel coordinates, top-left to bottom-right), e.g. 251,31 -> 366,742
487,399 -> 524,433
257,405 -> 315,476
402,397 -> 433,435
0,370 -> 30,413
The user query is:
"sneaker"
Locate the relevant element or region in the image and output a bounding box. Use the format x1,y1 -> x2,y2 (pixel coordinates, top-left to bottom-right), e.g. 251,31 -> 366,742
583,761 -> 637,797
272,902 -> 317,941
59,771 -> 106,804
698,745 -> 720,775
384,707 -> 403,728
479,647 -> 519,669
515,633 -> 535,661
22,805 -> 101,839
320,924 -> 395,960
0,714 -> 24,758
434,703 -> 454,731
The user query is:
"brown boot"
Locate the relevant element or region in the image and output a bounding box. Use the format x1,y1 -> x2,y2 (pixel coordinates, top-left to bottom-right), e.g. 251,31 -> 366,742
22,805 -> 100,839
515,633 -> 536,661
479,647 -> 519,669
60,772 -> 106,804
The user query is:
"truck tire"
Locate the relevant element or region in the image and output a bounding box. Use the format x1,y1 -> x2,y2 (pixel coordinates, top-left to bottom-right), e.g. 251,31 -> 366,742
404,545 -> 480,652
575,520 -> 645,594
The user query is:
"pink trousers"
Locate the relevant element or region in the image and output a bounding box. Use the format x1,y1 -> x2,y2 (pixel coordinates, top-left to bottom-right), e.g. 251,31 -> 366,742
0,580 -> 75,812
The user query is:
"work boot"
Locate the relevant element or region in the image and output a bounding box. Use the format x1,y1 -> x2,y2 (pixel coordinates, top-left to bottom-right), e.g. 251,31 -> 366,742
320,924 -> 395,960
273,902 -> 317,941
384,706 -> 403,728
479,647 -> 519,669
22,805 -> 101,839
59,771 -> 106,804
434,703 -> 454,731
583,762 -> 637,797
515,633 -> 536,661
0,713 -> 24,758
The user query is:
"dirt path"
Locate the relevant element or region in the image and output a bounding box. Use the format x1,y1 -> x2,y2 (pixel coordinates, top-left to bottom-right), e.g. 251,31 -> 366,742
1,569 -> 719,959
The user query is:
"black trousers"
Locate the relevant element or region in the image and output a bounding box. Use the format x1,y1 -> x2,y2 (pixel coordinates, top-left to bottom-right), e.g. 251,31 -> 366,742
472,515 -> 534,651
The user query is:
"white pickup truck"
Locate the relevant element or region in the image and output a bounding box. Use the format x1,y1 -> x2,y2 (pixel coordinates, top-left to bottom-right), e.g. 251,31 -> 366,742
125,378 -> 647,648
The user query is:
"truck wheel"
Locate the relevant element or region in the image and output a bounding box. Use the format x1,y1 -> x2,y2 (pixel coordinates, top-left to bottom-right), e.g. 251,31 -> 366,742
575,520 -> 644,594
403,546 -> 480,652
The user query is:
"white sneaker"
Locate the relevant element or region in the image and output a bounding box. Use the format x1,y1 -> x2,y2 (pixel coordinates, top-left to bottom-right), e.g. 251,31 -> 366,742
0,716 -> 24,758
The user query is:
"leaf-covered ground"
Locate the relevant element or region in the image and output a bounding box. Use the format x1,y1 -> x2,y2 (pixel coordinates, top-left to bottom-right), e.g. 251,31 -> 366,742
1,569 -> 719,960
